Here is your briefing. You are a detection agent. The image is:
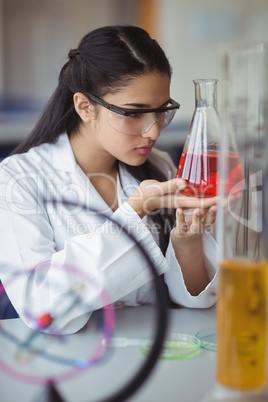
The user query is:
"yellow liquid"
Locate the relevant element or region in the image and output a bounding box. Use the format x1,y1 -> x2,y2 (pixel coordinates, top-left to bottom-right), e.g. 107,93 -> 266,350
217,260 -> 268,390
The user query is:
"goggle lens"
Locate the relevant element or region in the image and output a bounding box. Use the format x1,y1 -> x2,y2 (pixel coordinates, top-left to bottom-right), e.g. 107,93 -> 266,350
107,108 -> 177,135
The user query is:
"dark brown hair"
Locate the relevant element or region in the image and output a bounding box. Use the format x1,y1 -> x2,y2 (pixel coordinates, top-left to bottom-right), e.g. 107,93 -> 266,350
12,25 -> 175,253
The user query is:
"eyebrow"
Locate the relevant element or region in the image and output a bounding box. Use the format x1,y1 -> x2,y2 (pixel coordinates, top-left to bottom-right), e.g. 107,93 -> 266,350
122,99 -> 171,108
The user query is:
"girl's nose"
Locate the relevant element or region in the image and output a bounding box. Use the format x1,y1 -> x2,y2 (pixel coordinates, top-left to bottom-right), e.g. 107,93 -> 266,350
141,119 -> 161,140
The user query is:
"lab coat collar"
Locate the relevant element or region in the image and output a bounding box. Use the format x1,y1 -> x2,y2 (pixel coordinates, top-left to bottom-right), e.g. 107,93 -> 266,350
50,134 -> 139,213
52,134 -> 77,173
51,134 -> 139,190
50,134 -> 122,216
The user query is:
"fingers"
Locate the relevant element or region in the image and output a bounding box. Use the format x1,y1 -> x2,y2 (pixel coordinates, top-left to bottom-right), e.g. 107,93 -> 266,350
175,207 -> 185,228
173,207 -> 205,238
173,204 -> 217,239
135,178 -> 219,216
154,192 -> 218,211
173,208 -> 189,237
175,195 -> 219,210
204,205 -> 217,226
192,208 -> 205,233
159,178 -> 186,195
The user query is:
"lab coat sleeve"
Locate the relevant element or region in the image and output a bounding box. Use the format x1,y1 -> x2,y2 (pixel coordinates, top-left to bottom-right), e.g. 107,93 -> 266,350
164,231 -> 219,308
0,164 -> 169,333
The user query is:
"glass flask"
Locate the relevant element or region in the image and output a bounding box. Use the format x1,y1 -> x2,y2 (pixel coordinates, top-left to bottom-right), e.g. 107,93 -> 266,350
176,79 -> 230,198
203,44 -> 268,401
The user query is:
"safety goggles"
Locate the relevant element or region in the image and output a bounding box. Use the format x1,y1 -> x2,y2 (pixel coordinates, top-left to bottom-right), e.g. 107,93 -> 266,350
88,94 -> 180,136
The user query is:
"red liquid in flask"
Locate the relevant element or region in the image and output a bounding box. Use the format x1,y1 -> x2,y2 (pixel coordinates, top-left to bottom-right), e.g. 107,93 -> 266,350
176,151 -> 243,198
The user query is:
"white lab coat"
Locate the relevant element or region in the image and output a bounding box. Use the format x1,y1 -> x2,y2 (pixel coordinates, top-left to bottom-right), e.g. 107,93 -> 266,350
0,134 -> 218,333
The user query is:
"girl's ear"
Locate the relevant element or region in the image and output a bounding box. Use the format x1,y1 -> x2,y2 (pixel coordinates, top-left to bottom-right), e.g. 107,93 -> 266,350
73,92 -> 94,122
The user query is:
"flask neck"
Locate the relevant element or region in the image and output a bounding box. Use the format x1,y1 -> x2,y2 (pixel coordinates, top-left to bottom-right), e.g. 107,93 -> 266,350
194,79 -> 218,108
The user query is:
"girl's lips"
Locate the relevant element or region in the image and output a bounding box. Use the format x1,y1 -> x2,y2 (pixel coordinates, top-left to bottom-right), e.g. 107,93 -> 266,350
135,146 -> 152,155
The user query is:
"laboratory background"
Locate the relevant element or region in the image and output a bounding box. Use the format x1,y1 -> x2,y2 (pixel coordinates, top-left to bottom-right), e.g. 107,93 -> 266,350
1,0 -> 268,164
1,2 -> 268,402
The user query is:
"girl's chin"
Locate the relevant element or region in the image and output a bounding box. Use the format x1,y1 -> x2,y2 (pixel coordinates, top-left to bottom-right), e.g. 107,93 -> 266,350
123,154 -> 148,166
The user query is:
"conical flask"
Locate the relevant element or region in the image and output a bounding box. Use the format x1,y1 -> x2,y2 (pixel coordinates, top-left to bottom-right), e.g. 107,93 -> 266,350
176,79 -> 242,198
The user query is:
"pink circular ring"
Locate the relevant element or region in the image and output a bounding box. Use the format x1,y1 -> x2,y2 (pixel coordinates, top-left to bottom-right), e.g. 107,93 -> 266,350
0,263 -> 115,384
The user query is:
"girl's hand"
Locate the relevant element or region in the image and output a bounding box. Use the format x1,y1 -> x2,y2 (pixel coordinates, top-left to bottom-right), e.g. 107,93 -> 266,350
127,179 -> 217,296
170,205 -> 217,241
127,178 -> 218,219
170,205 -> 216,296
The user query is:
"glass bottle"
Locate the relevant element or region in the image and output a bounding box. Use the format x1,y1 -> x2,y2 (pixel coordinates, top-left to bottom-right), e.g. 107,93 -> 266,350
216,43 -> 268,397
176,79 -> 242,199
203,44 -> 268,402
